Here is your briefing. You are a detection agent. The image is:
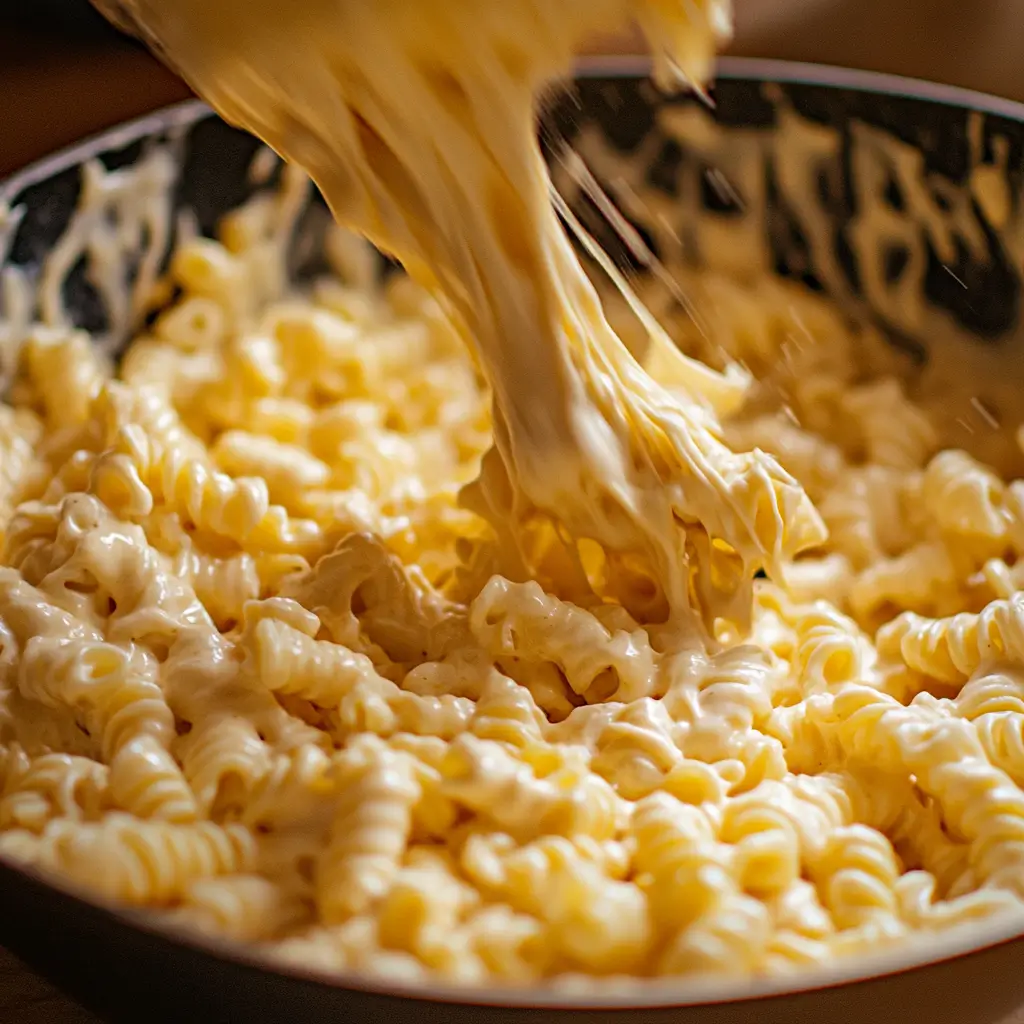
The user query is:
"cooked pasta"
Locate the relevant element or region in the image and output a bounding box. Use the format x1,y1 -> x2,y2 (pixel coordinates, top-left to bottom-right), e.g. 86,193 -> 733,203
3,0 -> 1024,993
3,203 -> 1024,981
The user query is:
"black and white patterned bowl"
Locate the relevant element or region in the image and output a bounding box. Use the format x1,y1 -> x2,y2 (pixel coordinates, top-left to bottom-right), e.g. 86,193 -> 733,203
2,58 -> 1024,1024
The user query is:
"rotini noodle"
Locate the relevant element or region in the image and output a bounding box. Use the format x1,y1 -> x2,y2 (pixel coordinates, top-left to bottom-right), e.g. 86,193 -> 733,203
3,39 -> 1024,984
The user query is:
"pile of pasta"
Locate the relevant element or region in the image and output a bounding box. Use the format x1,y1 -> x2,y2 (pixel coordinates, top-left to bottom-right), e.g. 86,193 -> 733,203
1,181 -> 1023,986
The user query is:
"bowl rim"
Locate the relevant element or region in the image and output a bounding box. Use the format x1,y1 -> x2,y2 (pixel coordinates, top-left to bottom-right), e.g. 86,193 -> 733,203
5,54 -> 1024,204
2,54 -> 1024,1010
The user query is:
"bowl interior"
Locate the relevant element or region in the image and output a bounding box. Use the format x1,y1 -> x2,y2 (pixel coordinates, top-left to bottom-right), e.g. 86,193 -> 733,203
4,58 -> 1024,464
2,58 -> 1024,1016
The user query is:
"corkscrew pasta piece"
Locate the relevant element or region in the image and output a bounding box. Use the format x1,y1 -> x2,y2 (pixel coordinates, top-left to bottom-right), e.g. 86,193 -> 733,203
466,669 -> 549,751
803,769 -> 970,898
894,871 -> 1021,930
90,420 -> 322,557
815,465 -> 918,572
0,751 -> 108,832
719,790 -> 803,897
265,304 -> 378,401
806,824 -> 903,932
212,431 -> 331,508
34,814 -> 256,904
244,611 -> 475,739
316,744 -> 420,923
461,830 -> 650,974
631,793 -> 733,931
0,407 -> 44,529
670,650 -> 790,793
823,686 -> 1024,896
376,846 -> 485,979
92,383 -> 209,464
764,878 -> 835,952
268,918 -> 428,983
0,564 -> 103,647
589,697 -> 684,799
170,238 -> 253,328
879,594 -> 1024,685
457,904 -> 551,982
841,379 -> 938,471
153,295 -> 229,353
17,328 -> 107,431
440,734 -> 624,840
470,577 -> 658,702
849,542 -> 968,627
170,547 -> 261,630
16,637 -> 195,823
684,645 -> 781,733
235,397 -> 315,446
658,890 -> 774,976
953,667 -> 1024,786
921,449 -> 1012,550
723,414 -> 845,503
174,713 -> 274,818
790,603 -> 876,694
172,874 -> 310,942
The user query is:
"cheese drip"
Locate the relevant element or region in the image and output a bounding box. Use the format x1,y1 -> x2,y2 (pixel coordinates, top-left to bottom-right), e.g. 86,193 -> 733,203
96,0 -> 825,634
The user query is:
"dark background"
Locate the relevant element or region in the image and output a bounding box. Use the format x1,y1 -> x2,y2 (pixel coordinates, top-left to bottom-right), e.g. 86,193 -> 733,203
3,0 -> 1024,179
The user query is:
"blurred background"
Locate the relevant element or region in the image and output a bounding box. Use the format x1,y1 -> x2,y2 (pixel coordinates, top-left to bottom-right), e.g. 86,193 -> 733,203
2,0 -> 1024,178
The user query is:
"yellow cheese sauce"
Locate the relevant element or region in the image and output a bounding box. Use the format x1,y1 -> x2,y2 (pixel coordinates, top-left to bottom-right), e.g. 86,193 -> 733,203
95,0 -> 824,639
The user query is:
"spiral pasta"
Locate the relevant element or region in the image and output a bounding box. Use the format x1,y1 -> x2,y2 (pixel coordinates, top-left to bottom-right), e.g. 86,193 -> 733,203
0,750 -> 108,832
470,578 -> 658,703
3,116 -> 1024,990
316,743 -> 420,923
21,814 -> 256,904
171,874 -> 309,942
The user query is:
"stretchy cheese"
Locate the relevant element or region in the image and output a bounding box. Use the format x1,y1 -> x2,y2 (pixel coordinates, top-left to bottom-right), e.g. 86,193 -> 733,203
92,0 -> 823,637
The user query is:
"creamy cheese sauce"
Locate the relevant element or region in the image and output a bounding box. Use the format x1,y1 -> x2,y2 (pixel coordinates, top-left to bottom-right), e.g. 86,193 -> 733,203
94,0 -> 824,638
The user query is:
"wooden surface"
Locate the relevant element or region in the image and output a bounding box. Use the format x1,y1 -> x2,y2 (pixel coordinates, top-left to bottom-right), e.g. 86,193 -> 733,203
3,1 -> 1024,1020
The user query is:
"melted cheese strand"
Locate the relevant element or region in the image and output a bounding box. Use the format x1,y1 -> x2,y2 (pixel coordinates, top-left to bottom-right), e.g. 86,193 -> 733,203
93,0 -> 824,636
